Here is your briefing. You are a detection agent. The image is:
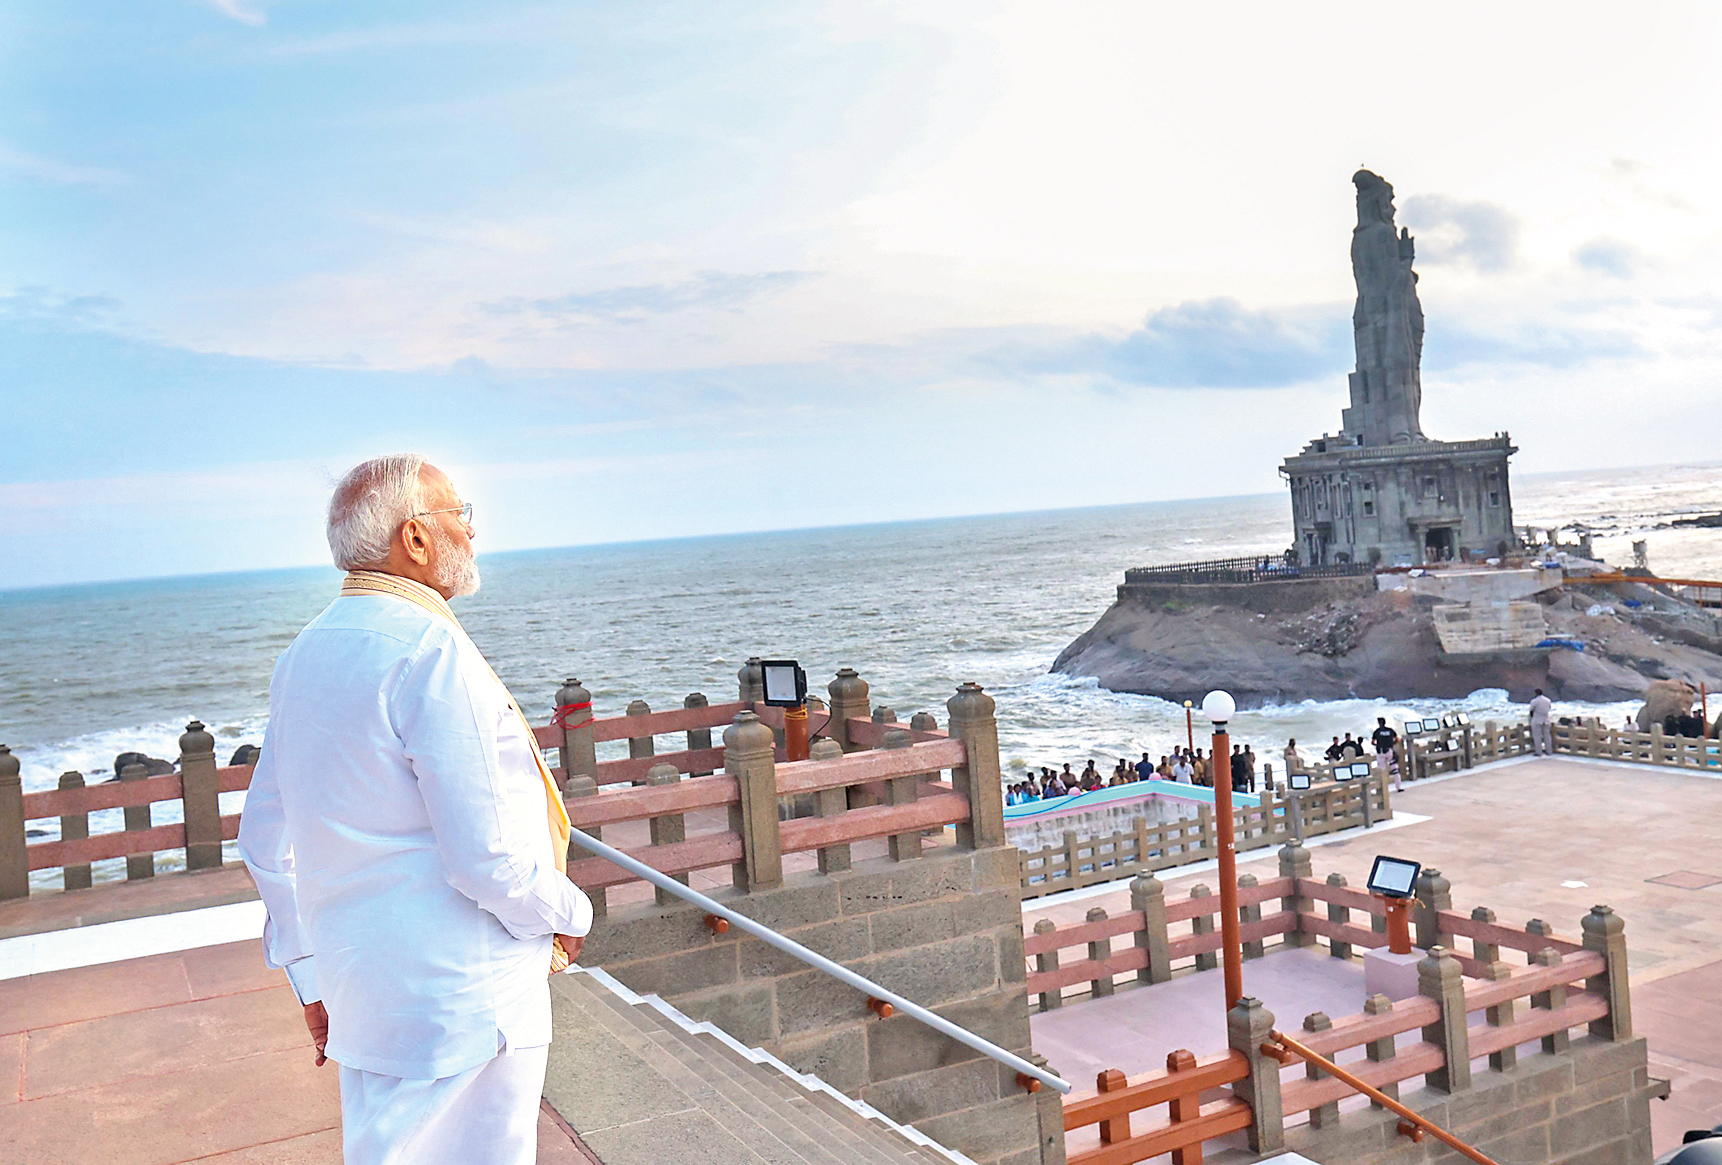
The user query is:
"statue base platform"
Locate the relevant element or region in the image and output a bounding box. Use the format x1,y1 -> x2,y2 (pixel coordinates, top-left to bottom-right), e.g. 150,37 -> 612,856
1363,947 -> 1425,1001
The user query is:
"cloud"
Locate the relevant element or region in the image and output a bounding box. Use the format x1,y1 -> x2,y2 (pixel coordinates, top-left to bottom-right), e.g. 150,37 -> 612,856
1400,195 -> 1520,272
483,271 -> 821,325
1022,298 -> 1351,389
209,0 -> 266,25
0,286 -> 123,325
1573,238 -> 1643,279
1424,318 -> 1640,370
0,144 -> 126,186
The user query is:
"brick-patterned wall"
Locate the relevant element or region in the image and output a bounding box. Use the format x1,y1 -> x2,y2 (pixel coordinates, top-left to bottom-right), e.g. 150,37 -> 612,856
1281,1035 -> 1656,1165
569,843 -> 1059,1165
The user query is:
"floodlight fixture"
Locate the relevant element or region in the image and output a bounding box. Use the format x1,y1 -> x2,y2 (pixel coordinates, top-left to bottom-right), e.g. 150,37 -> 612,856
1453,712 -> 1471,727
1350,761 -> 1374,779
1422,718 -> 1443,733
1367,855 -> 1421,899
1201,690 -> 1236,726
760,660 -> 808,708
1403,721 -> 1423,737
1289,771 -> 1312,791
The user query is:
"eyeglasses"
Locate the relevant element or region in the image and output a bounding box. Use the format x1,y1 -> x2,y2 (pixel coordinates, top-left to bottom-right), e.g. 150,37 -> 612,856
413,502 -> 473,524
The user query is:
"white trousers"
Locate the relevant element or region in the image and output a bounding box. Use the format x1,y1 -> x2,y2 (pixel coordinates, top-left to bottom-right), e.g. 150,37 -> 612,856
339,1043 -> 548,1165
1531,721 -> 1552,755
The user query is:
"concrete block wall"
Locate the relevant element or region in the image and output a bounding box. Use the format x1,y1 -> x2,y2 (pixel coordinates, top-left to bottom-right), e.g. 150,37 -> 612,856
571,843 -> 1060,1165
1278,1035 -> 1656,1165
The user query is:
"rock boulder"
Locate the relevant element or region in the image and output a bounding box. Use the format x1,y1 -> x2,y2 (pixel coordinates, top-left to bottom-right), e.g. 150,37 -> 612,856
1636,679 -> 1697,732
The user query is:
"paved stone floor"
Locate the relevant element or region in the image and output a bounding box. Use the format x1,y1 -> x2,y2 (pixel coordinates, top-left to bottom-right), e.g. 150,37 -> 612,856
1025,757 -> 1722,1153
0,940 -> 594,1164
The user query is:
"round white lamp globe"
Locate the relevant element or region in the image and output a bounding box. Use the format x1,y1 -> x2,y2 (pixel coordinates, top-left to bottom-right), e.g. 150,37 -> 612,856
1201,690 -> 1237,725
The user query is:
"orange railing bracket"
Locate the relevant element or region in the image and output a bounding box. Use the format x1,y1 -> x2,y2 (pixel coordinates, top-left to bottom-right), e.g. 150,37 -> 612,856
703,913 -> 729,935
1016,1072 -> 1042,1094
867,997 -> 894,1019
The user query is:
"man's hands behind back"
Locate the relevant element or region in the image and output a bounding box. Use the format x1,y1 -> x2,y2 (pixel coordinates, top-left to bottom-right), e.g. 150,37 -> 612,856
303,1001 -> 329,1066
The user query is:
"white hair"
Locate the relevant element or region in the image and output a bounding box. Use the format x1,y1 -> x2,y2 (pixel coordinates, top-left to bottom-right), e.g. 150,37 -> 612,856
327,454 -> 428,570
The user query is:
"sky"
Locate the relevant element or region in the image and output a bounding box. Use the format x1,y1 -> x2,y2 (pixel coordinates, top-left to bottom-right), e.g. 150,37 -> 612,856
3,1 -> 1720,588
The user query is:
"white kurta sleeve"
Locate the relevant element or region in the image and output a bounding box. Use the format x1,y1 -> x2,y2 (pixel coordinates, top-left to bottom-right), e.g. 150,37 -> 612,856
394,632 -> 591,941
236,734 -> 322,1005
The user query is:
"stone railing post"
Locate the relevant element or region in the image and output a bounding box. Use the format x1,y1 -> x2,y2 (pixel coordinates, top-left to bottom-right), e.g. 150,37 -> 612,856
1085,907 -> 1114,997
825,668 -> 870,751
882,727 -> 920,861
684,692 -> 714,776
1279,841 -> 1313,947
121,762 -> 154,881
1582,904 -> 1632,1040
625,699 -> 655,777
1325,872 -> 1352,959
909,710 -> 937,734
1130,872 -> 1171,983
556,678 -> 596,787
1190,884 -> 1217,971
1482,961 -> 1517,1071
58,772 -> 92,890
1413,866 -> 1451,949
1363,994 -> 1398,1104
1190,803 -> 1212,860
564,774 -> 605,917
1303,1012 -> 1338,1128
946,682 -> 1004,850
1470,906 -> 1499,965
807,738 -> 850,874
725,711 -> 781,891
179,720 -> 223,871
0,745 -> 25,899
1531,948 -> 1570,1053
1418,946 -> 1470,1093
645,763 -> 687,906
1650,723 -> 1666,766
1062,831 -> 1081,890
1525,918 -> 1552,963
1238,873 -> 1263,959
1228,997 -> 1284,1154
737,657 -> 765,704
1032,918 -> 1062,1011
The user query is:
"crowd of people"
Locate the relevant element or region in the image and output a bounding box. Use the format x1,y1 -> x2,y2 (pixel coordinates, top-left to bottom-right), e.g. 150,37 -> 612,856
1005,715 -> 1414,806
1005,743 -> 1268,803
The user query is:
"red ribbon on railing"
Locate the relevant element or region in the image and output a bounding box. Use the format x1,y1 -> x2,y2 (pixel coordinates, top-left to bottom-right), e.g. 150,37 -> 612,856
551,701 -> 594,732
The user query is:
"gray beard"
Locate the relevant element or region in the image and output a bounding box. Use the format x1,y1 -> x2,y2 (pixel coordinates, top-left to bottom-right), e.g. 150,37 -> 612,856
430,527 -> 481,597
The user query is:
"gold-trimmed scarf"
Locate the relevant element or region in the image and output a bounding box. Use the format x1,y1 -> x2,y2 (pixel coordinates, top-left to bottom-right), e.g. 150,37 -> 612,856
340,570 -> 575,972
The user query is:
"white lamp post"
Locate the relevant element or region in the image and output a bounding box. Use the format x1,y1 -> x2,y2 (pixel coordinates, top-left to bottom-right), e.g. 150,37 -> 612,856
1201,690 -> 1244,1010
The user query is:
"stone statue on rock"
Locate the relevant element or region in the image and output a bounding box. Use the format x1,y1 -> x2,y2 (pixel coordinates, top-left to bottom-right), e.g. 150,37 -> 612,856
1345,169 -> 1426,447
1636,678 -> 1696,733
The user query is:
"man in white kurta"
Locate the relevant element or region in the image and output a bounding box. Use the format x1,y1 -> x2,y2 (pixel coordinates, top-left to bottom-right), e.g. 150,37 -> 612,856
239,456 -> 591,1165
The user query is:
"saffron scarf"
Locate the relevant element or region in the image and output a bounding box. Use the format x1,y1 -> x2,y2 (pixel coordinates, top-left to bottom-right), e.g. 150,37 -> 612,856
340,570 -> 576,972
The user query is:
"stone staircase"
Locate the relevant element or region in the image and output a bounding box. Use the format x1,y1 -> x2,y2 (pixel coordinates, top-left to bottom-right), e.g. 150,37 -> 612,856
546,966 -> 973,1165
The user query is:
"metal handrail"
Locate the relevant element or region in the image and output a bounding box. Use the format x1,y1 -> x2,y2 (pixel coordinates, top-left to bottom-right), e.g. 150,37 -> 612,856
566,826 -> 1073,1094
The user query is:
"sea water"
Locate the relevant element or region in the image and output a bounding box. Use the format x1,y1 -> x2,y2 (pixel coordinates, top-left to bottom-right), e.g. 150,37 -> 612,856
1,461 -> 1718,876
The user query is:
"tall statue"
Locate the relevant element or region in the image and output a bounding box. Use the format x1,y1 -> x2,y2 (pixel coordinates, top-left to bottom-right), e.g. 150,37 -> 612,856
1343,169 -> 1425,446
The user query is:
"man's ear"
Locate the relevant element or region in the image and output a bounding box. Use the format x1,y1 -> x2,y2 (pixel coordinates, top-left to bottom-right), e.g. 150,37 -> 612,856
402,518 -> 432,565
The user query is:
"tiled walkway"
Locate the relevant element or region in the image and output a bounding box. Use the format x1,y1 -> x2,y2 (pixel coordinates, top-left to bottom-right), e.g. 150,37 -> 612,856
0,941 -> 592,1164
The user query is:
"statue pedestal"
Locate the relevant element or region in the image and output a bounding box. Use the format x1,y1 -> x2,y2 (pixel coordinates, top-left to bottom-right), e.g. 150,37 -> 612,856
1364,947 -> 1424,1001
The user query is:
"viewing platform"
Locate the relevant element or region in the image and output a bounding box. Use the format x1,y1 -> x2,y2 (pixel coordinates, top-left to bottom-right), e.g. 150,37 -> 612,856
4,668 -> 1722,1163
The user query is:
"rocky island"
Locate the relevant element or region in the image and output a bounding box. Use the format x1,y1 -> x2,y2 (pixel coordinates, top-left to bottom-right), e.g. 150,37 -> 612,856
1055,170 -> 1722,708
